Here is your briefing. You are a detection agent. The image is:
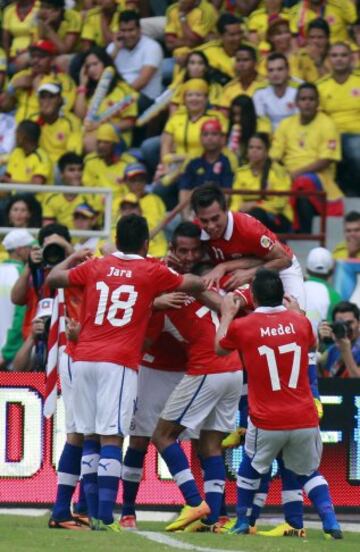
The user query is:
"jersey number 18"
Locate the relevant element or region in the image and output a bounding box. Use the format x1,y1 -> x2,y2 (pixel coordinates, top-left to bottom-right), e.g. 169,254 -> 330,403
94,282 -> 138,327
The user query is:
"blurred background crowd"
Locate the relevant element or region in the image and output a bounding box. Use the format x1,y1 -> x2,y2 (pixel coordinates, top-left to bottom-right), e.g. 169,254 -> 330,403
1,0 -> 360,376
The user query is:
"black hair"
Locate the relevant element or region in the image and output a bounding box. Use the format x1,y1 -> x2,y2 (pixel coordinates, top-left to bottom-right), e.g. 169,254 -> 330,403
116,214 -> 149,253
40,0 -> 65,8
191,184 -> 227,213
248,132 -> 272,191
119,9 -> 141,26
332,301 -> 360,321
267,52 -> 289,68
236,44 -> 257,61
5,194 -> 42,228
307,17 -> 330,38
217,13 -> 242,34
184,50 -> 211,83
191,261 -> 214,277
38,223 -> 71,245
252,268 -> 284,307
58,152 -> 83,173
82,46 -> 121,98
17,120 -> 41,144
345,211 -> 360,223
296,82 -> 319,100
171,221 -> 201,247
229,95 -> 257,150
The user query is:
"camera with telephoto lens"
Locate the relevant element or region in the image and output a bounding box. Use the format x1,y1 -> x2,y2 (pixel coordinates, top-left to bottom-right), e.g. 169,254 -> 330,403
42,242 -> 66,267
331,320 -> 353,340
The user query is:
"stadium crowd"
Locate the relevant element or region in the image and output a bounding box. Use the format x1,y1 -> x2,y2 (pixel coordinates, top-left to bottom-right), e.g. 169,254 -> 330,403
0,0 -> 359,539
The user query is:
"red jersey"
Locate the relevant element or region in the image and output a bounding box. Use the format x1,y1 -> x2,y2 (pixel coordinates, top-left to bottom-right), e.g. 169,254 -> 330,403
142,311 -> 186,372
68,251 -> 183,368
198,211 -> 293,264
164,298 -> 242,376
220,306 -> 318,430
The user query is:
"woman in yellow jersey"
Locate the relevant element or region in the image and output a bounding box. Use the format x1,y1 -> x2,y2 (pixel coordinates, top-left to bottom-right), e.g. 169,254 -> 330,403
258,18 -> 318,82
170,51 -> 223,114
74,46 -> 138,151
2,0 -> 39,71
227,94 -> 271,165
231,132 -> 293,233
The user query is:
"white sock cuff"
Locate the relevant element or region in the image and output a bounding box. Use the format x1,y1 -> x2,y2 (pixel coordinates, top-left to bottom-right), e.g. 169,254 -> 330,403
98,458 -> 122,478
81,453 -> 100,475
57,472 -> 78,487
204,479 -> 225,494
174,468 -> 194,487
122,465 -> 143,483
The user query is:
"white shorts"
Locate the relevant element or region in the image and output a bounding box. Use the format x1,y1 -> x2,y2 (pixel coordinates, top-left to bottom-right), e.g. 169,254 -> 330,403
130,366 -> 184,437
72,361 -> 138,436
280,255 -> 305,310
161,371 -> 243,434
245,419 -> 322,476
58,351 -> 76,434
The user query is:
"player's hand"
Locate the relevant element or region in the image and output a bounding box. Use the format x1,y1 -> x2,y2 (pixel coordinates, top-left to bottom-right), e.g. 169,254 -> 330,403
65,318 -> 81,342
163,250 -> 183,272
283,293 -> 301,313
153,292 -> 189,310
69,248 -> 93,267
202,264 -> 226,290
223,268 -> 254,290
220,292 -> 241,319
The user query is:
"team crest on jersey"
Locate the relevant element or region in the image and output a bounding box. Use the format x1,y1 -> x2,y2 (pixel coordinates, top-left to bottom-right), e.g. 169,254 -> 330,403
260,235 -> 273,249
351,88 -> 360,97
327,139 -> 337,150
57,132 -> 65,140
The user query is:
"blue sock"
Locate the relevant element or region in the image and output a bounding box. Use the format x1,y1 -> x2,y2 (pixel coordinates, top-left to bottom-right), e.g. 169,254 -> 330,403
81,439 -> 100,520
162,443 -> 202,507
97,445 -> 122,524
239,371 -> 248,428
300,472 -> 340,531
279,460 -> 304,529
122,447 -> 146,517
74,478 -> 88,514
308,357 -> 320,399
249,471 -> 270,527
201,456 -> 225,524
52,442 -> 82,520
236,453 -> 261,525
219,491 -> 228,517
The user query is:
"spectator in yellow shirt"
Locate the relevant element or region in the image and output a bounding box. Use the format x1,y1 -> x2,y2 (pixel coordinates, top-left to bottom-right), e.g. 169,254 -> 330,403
2,40 -> 76,123
4,120 -> 52,204
333,211 -> 360,260
270,82 -> 343,233
123,163 -> 168,257
30,81 -> 82,170
247,0 -> 290,51
0,47 -> 7,93
74,47 -> 138,152
219,44 -> 266,110
42,153 -> 99,228
317,42 -> 360,197
81,0 -> 119,50
231,132 -> 293,233
306,17 -> 331,79
290,0 -> 356,45
2,0 -> 39,71
36,0 -> 82,55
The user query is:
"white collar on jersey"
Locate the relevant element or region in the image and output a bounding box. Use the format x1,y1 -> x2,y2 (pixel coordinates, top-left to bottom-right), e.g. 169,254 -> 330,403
112,251 -> 145,261
254,306 -> 287,313
200,211 -> 234,241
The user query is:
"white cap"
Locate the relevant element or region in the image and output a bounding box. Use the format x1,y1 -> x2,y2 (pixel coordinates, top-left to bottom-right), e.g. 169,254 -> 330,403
34,298 -> 54,320
37,82 -> 61,95
2,229 -> 34,251
306,247 -> 334,275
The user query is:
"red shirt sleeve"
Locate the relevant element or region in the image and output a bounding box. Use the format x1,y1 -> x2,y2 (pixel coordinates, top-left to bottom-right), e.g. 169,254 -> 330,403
219,320 -> 242,351
239,214 -> 276,257
146,311 -> 165,342
153,263 -> 184,295
68,258 -> 95,287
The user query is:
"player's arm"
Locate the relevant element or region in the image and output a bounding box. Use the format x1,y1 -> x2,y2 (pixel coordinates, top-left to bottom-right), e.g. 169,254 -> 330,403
176,273 -> 206,293
215,293 -> 240,356
203,257 -> 264,289
46,249 -> 93,289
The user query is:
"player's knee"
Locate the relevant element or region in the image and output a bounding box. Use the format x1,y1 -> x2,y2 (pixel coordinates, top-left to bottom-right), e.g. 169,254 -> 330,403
130,435 -> 150,453
67,432 -> 83,447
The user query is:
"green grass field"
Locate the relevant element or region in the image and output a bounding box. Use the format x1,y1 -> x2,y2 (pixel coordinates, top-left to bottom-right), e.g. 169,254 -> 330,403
1,515 -> 360,552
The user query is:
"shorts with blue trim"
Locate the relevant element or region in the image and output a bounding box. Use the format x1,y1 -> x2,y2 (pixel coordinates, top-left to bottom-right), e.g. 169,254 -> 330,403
59,351 -> 76,434
72,361 -> 137,436
160,370 -> 243,434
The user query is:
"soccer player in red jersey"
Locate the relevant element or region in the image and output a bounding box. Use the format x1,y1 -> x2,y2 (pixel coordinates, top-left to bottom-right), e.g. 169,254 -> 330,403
215,268 -> 322,535
46,214 -> 205,532
191,184 -> 306,310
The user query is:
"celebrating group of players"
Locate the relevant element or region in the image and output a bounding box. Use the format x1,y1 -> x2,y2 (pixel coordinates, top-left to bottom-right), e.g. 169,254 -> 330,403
45,184 -> 343,539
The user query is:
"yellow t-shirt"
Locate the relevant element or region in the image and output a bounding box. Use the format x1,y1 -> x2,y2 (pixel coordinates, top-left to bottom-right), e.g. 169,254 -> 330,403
139,194 -> 167,258
30,112 -> 82,166
317,73 -> 360,134
0,47 -> 7,73
289,0 -> 356,43
198,40 -> 235,79
165,0 -> 218,57
218,74 -> 266,108
171,80 -> 223,108
231,162 -> 293,222
6,146 -> 53,188
270,111 -> 342,201
3,1 -> 39,58
258,50 -> 318,82
164,108 -> 228,159
42,192 -> 98,228
332,241 -> 360,260
81,7 -> 119,47
247,7 -> 289,46
9,70 -> 76,123
32,8 -> 82,44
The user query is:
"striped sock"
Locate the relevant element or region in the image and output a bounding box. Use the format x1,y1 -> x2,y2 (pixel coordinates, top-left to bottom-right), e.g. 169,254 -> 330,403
301,471 -> 340,531
236,453 -> 261,525
52,443 -> 82,521
249,471 -> 270,527
81,439 -> 100,519
97,445 -> 122,524
162,443 -> 202,507
201,456 -> 225,524
122,447 -> 146,517
279,460 -> 304,529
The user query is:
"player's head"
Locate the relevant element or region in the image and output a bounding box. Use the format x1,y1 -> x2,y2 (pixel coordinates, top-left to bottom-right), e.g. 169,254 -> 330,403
252,268 -> 284,308
116,214 -> 149,256
171,221 -> 203,274
191,185 -> 228,240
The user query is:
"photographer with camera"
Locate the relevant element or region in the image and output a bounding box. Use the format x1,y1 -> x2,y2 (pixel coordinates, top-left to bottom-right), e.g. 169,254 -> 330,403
318,301 -> 360,378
